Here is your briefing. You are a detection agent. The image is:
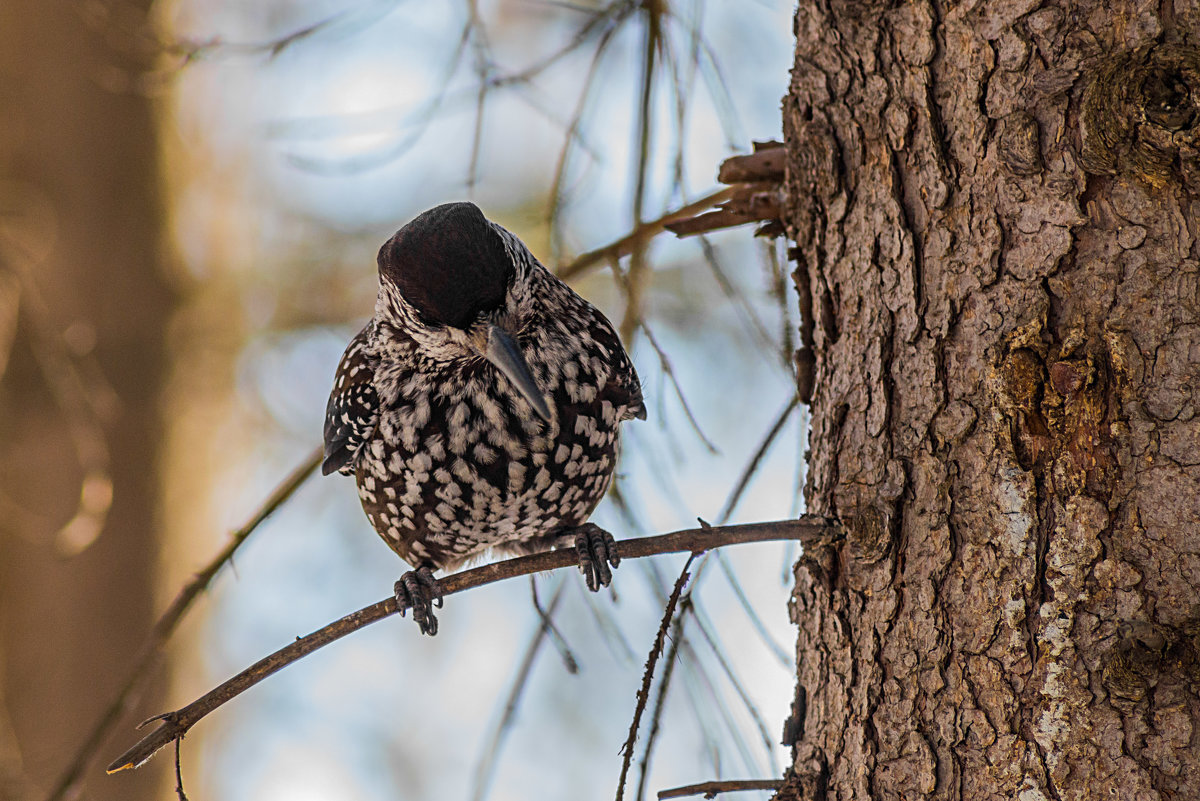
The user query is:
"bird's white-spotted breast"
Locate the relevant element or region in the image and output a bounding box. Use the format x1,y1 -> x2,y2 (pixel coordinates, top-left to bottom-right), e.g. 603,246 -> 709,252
323,202 -> 644,573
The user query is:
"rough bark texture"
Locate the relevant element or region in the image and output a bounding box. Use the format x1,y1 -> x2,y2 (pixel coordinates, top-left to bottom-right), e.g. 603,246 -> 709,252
782,2 -> 1200,800
0,1 -> 172,799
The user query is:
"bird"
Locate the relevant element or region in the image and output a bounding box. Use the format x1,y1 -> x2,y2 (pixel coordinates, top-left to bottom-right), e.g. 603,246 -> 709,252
322,201 -> 645,635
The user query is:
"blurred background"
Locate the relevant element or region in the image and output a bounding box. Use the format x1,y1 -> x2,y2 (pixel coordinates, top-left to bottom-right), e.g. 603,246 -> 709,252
0,2 -> 804,800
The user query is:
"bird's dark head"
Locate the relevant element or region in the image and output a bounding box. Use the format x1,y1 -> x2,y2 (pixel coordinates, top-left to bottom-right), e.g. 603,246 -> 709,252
376,202 -> 553,421
377,202 -> 513,330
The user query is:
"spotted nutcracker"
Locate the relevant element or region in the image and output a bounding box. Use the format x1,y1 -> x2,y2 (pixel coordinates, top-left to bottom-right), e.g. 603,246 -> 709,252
322,202 -> 645,634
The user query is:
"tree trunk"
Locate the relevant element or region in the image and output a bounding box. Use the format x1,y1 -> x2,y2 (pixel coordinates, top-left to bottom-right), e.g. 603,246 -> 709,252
781,2 -> 1200,799
0,2 -> 173,799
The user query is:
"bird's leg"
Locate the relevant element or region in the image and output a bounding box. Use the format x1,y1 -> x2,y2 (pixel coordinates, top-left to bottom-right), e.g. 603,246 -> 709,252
394,563 -> 444,636
572,523 -> 621,592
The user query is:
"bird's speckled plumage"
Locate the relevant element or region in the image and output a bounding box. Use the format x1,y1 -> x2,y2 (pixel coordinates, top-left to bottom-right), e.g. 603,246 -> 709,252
324,202 -> 644,573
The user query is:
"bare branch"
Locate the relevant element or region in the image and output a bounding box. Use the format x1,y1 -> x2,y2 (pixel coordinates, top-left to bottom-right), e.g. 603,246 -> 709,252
664,143 -> 786,239
716,146 -> 785,184
555,187 -> 736,281
106,517 -> 840,774
657,779 -> 783,799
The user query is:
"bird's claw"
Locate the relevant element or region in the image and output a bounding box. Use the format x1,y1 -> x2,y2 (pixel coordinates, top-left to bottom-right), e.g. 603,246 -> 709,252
574,523 -> 620,592
395,564 -> 444,636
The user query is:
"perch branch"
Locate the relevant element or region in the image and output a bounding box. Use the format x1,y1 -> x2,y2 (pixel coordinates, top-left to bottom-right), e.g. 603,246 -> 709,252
107,516 -> 840,774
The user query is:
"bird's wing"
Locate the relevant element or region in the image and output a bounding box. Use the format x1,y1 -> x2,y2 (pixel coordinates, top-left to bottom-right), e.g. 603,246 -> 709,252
591,317 -> 646,422
322,323 -> 379,476
612,343 -> 646,421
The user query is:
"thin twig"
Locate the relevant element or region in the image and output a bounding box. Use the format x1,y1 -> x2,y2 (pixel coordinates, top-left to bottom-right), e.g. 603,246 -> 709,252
620,0 -> 662,345
470,581 -> 568,801
172,738 -> 188,801
639,562 -> 728,767
156,2 -> 398,64
635,316 -> 719,454
686,602 -> 780,771
547,20 -> 623,258
657,779 -> 783,799
634,596 -> 692,801
671,605 -> 759,772
702,395 -> 802,668
616,553 -> 696,801
696,236 -> 778,371
717,395 -> 800,523
624,422 -> 694,522
46,447 -> 323,801
556,187 -> 735,281
2,222 -> 117,556
279,20 -> 472,174
712,550 -> 789,668
492,1 -> 633,91
763,238 -> 797,375
107,517 -> 840,774
660,1 -> 694,196
692,33 -> 745,148
580,574 -> 639,664
279,2 -> 611,177
465,0 -> 491,191
530,576 -> 578,674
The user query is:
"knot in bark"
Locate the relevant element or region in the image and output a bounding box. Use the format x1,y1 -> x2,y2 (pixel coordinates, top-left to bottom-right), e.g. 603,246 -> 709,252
1080,44 -> 1200,189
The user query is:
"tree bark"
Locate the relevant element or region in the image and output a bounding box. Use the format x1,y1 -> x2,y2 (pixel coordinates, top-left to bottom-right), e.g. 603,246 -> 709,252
782,2 -> 1200,799
0,1 -> 173,799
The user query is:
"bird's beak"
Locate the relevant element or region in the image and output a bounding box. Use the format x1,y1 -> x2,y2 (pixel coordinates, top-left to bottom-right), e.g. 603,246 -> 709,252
477,324 -> 552,423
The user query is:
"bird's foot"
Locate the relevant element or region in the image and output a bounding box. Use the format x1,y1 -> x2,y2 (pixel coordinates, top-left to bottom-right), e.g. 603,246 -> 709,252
394,564 -> 444,636
573,523 -> 621,592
